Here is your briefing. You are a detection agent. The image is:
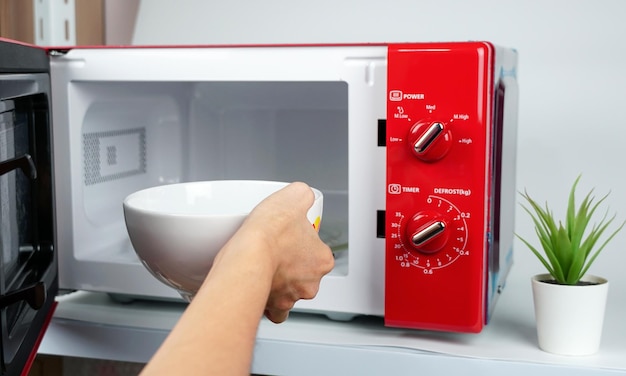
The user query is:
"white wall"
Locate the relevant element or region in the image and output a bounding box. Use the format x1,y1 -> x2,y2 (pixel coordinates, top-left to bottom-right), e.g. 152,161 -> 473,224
104,0 -> 140,45
132,0 -> 626,289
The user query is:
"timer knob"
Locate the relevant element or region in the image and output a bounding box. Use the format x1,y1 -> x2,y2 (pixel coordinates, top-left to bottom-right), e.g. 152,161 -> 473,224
405,211 -> 449,254
408,120 -> 453,162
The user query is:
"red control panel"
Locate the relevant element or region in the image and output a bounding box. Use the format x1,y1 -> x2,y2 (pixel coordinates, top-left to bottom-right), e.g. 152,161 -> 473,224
385,42 -> 496,333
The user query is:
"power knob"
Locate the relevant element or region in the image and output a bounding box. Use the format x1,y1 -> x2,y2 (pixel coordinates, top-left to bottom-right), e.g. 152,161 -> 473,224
405,211 -> 449,254
408,120 -> 452,162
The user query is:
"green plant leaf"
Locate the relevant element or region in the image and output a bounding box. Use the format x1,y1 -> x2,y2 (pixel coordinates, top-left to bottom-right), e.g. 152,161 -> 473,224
518,194 -> 565,283
565,175 -> 581,240
515,234 -> 557,278
577,218 -> 626,280
569,190 -> 593,252
518,175 -> 624,285
556,223 -> 573,281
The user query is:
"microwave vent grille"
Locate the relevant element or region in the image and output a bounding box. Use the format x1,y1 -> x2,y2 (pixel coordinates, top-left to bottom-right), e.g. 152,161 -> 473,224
83,128 -> 147,186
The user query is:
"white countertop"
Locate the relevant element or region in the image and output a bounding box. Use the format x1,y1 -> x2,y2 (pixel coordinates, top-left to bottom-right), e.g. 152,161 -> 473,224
39,267 -> 626,375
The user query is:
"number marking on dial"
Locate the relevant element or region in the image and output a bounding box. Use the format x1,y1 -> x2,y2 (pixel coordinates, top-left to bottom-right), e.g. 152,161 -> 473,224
393,195 -> 469,272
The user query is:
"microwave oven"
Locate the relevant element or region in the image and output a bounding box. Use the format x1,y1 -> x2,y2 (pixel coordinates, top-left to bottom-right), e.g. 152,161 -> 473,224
0,39 -> 518,374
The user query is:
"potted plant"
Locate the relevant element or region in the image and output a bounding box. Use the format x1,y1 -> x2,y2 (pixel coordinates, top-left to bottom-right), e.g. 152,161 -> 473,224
517,175 -> 625,356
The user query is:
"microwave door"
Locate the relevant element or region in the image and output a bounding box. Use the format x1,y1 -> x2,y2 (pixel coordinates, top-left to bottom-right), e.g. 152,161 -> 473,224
0,39 -> 58,376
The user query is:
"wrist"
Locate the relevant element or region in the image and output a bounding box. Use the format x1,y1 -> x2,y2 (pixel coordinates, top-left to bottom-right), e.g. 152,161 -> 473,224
211,223 -> 278,285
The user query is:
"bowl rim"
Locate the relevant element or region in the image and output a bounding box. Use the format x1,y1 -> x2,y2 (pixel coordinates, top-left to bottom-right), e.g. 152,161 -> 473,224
122,180 -> 321,218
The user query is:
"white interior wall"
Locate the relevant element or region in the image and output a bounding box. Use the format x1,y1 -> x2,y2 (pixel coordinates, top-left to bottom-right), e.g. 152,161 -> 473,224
131,0 -> 626,295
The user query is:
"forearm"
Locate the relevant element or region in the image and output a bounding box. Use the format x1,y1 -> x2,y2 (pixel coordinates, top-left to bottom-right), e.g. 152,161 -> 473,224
139,182 -> 332,375
140,233 -> 274,375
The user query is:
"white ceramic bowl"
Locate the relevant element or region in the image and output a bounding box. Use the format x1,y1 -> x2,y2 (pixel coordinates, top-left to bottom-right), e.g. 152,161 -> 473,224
123,180 -> 323,301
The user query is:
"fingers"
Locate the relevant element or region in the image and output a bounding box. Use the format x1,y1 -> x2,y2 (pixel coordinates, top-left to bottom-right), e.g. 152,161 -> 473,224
271,181 -> 315,215
317,243 -> 335,277
264,238 -> 333,323
252,181 -> 332,325
264,262 -> 331,324
264,308 -> 289,324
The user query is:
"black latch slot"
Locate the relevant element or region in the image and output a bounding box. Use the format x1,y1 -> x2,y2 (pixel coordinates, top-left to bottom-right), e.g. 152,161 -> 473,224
377,119 -> 386,146
376,210 -> 386,238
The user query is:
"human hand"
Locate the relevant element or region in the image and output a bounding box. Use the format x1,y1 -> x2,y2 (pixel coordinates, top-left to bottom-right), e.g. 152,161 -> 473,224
145,182 -> 334,375
237,182 -> 334,323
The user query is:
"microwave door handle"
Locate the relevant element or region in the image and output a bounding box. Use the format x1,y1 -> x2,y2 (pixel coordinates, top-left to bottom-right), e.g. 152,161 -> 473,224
0,153 -> 37,179
0,282 -> 46,310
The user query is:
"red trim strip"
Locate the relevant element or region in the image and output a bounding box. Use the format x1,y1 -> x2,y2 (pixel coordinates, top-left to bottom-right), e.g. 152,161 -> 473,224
20,301 -> 58,376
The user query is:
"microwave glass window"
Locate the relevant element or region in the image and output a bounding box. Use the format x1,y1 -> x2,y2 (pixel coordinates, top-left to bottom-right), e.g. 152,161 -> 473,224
0,103 -> 32,285
74,81 -> 349,270
1,93 -> 54,364
0,105 -> 16,274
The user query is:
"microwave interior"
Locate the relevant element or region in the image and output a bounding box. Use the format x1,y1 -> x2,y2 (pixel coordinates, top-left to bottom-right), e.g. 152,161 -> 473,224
73,80 -> 350,275
52,47 -> 389,302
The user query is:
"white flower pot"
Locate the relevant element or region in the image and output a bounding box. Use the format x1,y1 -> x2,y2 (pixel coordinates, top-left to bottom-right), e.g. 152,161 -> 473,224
531,273 -> 609,356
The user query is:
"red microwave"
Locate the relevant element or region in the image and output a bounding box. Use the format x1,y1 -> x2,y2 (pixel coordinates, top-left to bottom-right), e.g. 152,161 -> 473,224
0,39 -> 517,375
